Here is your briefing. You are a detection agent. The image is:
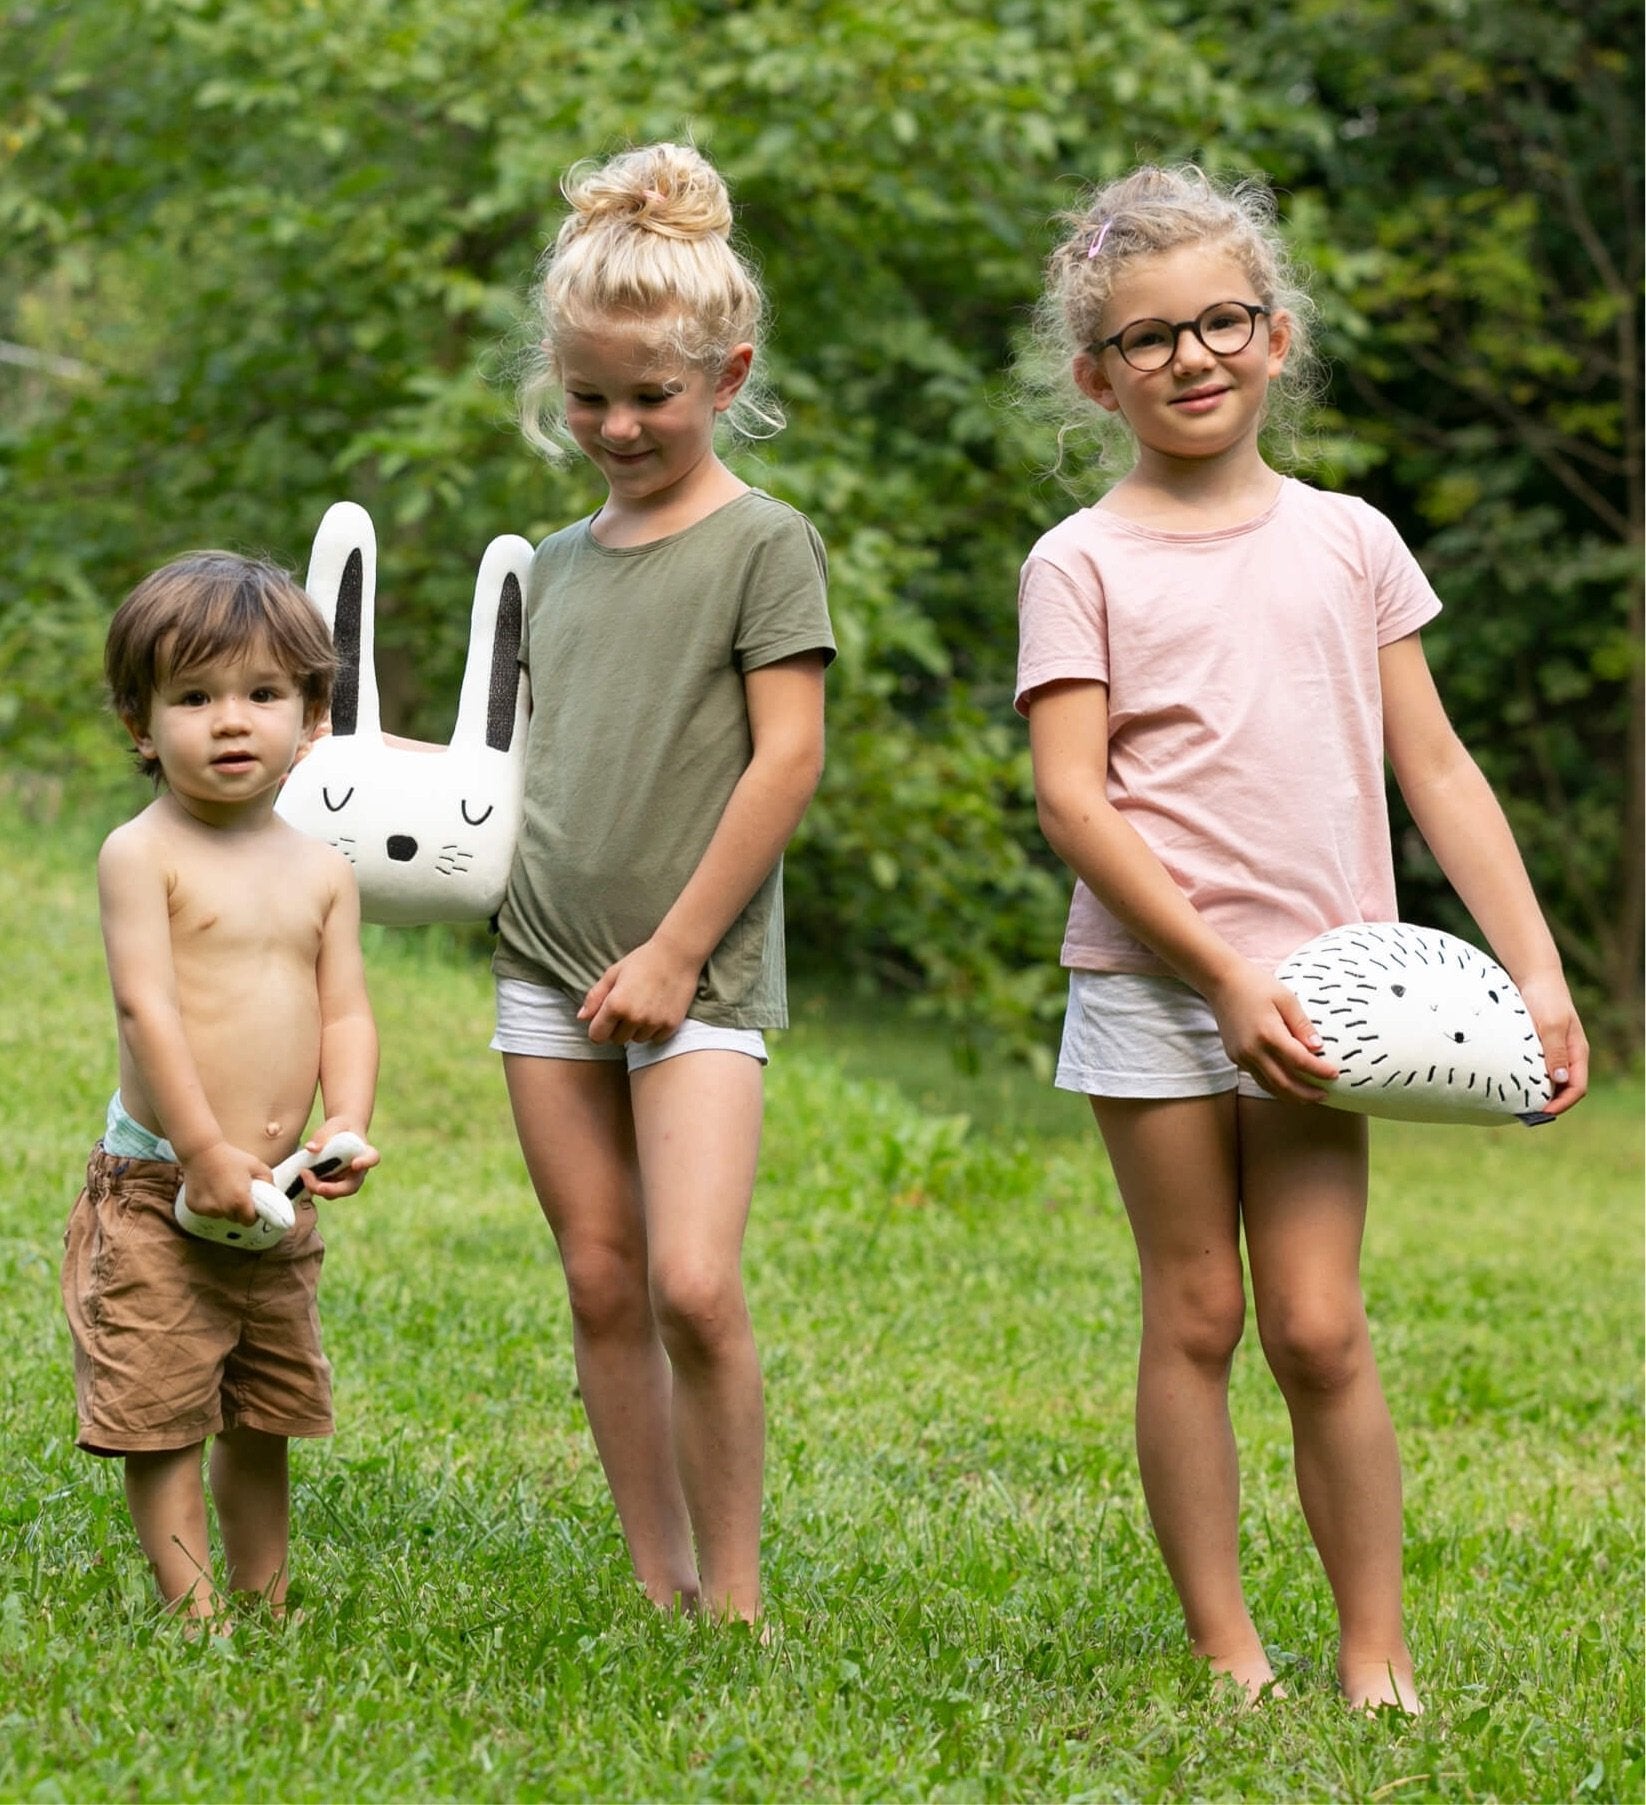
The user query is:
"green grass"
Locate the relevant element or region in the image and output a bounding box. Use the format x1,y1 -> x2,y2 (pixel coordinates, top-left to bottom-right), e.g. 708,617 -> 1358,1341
2,796 -> 1641,1801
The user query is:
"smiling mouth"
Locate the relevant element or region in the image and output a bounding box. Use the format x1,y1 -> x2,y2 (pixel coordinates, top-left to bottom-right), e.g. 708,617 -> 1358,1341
1172,386 -> 1226,405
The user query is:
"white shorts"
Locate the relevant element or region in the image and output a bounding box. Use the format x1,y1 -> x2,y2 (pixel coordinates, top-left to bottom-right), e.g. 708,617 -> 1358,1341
491,977 -> 768,1071
1055,970 -> 1270,1101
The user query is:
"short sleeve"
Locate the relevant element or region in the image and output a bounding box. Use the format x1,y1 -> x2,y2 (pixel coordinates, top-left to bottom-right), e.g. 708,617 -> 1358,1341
1364,506 -> 1443,646
1015,551 -> 1109,716
735,510 -> 836,671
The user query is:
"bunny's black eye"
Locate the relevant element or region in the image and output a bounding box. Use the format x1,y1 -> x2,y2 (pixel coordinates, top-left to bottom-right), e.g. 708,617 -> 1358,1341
322,786 -> 354,813
1390,984 -> 1405,997
461,800 -> 493,827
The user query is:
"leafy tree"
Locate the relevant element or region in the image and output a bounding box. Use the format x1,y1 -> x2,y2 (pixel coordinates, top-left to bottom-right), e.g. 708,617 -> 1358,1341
2,0 -> 1636,1057
1210,0 -> 1641,1049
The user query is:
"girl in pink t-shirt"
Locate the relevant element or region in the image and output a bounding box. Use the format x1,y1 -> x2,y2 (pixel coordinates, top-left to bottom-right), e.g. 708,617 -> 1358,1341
1015,164 -> 1586,1714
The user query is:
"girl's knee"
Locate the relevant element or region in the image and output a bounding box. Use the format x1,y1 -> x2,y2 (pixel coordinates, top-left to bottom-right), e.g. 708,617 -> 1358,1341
561,1241 -> 651,1341
1144,1272 -> 1247,1368
649,1264 -> 749,1362
1258,1300 -> 1369,1395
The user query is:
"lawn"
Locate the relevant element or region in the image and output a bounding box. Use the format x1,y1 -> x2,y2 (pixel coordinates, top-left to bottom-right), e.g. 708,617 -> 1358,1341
1,796 -> 1640,1801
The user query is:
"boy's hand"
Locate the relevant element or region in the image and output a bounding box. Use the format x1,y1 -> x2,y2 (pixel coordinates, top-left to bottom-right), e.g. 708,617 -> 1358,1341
178,1141 -> 272,1223
580,938 -> 700,1045
298,1119 -> 379,1197
1208,961 -> 1341,1104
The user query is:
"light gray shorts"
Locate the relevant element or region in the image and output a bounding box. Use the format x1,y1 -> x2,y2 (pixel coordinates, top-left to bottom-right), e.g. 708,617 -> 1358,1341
1055,970 -> 1270,1101
491,977 -> 768,1071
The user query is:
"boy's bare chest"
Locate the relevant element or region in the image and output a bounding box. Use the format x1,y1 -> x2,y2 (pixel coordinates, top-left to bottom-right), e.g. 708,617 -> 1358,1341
167,858 -> 325,967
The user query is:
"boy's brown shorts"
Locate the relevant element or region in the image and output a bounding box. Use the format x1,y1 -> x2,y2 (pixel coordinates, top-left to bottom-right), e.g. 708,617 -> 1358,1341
61,1146 -> 334,1457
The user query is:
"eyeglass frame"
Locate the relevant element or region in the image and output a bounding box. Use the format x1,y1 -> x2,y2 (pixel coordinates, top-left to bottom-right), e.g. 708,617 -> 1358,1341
1089,300 -> 1272,372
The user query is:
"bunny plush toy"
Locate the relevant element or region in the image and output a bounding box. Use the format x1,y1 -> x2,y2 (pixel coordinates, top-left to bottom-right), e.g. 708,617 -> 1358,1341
277,502 -> 532,925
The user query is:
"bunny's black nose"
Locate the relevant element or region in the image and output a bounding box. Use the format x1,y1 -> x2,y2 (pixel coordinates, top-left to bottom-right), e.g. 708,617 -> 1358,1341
387,836 -> 418,862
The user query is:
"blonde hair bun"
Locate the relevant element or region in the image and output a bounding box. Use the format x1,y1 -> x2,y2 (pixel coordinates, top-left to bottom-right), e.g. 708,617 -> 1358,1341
561,142 -> 734,244
519,140 -> 782,460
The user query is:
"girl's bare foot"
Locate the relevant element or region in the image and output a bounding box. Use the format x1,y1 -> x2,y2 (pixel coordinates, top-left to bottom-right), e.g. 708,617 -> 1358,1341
1203,1645 -> 1285,1707
1340,1658 -> 1423,1715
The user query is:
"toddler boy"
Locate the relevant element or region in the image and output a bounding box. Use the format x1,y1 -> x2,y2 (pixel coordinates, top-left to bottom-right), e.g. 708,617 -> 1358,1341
62,551 -> 379,1621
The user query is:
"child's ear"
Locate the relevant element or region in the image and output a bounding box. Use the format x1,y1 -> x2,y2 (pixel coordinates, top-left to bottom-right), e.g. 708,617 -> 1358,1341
713,343 -> 755,413
1265,308 -> 1293,378
122,713 -> 155,761
1073,350 -> 1123,416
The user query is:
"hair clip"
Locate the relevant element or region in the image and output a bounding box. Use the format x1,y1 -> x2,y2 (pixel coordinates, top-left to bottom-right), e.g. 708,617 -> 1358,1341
1086,219 -> 1113,260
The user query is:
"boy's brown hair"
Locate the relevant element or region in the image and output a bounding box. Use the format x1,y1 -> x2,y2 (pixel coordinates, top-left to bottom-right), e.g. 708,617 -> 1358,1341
105,552 -> 336,780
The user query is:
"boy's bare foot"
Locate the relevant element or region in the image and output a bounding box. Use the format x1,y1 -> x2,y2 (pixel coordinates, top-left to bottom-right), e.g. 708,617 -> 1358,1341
688,1597 -> 770,1643
1340,1659 -> 1423,1716
177,1611 -> 235,1642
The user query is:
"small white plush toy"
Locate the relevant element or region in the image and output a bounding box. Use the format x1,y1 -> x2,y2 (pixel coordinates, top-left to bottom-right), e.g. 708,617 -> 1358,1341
174,1132 -> 370,1251
1275,922 -> 1554,1126
277,501 -> 532,925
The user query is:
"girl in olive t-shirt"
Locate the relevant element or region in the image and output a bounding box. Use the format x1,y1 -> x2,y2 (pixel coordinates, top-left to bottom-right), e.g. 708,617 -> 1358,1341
494,142 -> 834,1628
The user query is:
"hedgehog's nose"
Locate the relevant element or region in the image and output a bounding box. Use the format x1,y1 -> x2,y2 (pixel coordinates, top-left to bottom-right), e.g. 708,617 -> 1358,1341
387,835 -> 418,862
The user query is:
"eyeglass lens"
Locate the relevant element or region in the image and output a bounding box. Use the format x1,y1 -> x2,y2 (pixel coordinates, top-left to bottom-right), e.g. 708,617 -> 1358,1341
1118,303 -> 1261,370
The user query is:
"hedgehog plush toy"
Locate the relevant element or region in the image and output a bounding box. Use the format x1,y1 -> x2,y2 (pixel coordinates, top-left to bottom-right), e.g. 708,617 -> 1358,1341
1275,923 -> 1554,1126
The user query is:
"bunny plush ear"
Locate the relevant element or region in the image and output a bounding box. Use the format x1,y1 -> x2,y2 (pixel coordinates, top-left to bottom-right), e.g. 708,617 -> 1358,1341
452,535 -> 533,759
304,501 -> 381,738
279,501 -> 533,926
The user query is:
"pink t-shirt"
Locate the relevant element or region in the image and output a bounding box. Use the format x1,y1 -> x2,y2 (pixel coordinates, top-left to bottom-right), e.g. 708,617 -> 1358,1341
1015,478 -> 1442,974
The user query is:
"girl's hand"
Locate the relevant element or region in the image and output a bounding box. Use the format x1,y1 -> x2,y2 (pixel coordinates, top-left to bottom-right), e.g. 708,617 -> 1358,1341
1208,961 -> 1341,1103
1516,970 -> 1589,1116
580,939 -> 701,1045
299,1118 -> 380,1198
178,1141 -> 273,1223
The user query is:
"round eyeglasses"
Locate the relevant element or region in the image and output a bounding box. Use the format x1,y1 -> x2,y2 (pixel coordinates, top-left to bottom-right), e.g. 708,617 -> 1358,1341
1091,300 -> 1271,372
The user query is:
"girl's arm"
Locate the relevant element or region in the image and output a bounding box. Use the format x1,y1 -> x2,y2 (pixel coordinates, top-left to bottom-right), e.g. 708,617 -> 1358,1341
97,828 -> 267,1220
1027,678 -> 1340,1102
304,860 -> 381,1196
581,651 -> 828,1043
1380,631 -> 1588,1113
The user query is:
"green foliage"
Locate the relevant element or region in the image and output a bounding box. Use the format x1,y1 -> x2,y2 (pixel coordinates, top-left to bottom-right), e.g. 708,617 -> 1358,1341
1,0 -> 1638,1056
1249,0 -> 1643,1052
3,812 -> 1641,1799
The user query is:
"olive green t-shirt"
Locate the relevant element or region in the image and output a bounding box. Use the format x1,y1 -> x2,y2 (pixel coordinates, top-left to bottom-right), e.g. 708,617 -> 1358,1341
492,490 -> 834,1029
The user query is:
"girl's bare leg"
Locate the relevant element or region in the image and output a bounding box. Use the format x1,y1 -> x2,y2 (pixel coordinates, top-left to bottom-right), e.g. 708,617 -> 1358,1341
124,1443 -> 215,1616
1239,1098 -> 1420,1714
211,1427 -> 291,1609
505,1053 -> 698,1608
631,1050 -> 766,1624
1093,1093 -> 1275,1700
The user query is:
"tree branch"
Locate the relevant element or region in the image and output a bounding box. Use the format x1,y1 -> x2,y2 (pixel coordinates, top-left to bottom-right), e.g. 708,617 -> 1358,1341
1403,343 -> 1632,541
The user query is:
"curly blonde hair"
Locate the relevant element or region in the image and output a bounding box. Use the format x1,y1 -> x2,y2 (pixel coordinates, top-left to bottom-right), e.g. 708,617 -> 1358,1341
518,142 -> 781,460
1018,164 -> 1321,482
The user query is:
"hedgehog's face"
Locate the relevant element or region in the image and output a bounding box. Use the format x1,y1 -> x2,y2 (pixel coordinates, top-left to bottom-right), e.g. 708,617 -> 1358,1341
1358,962 -> 1519,1056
